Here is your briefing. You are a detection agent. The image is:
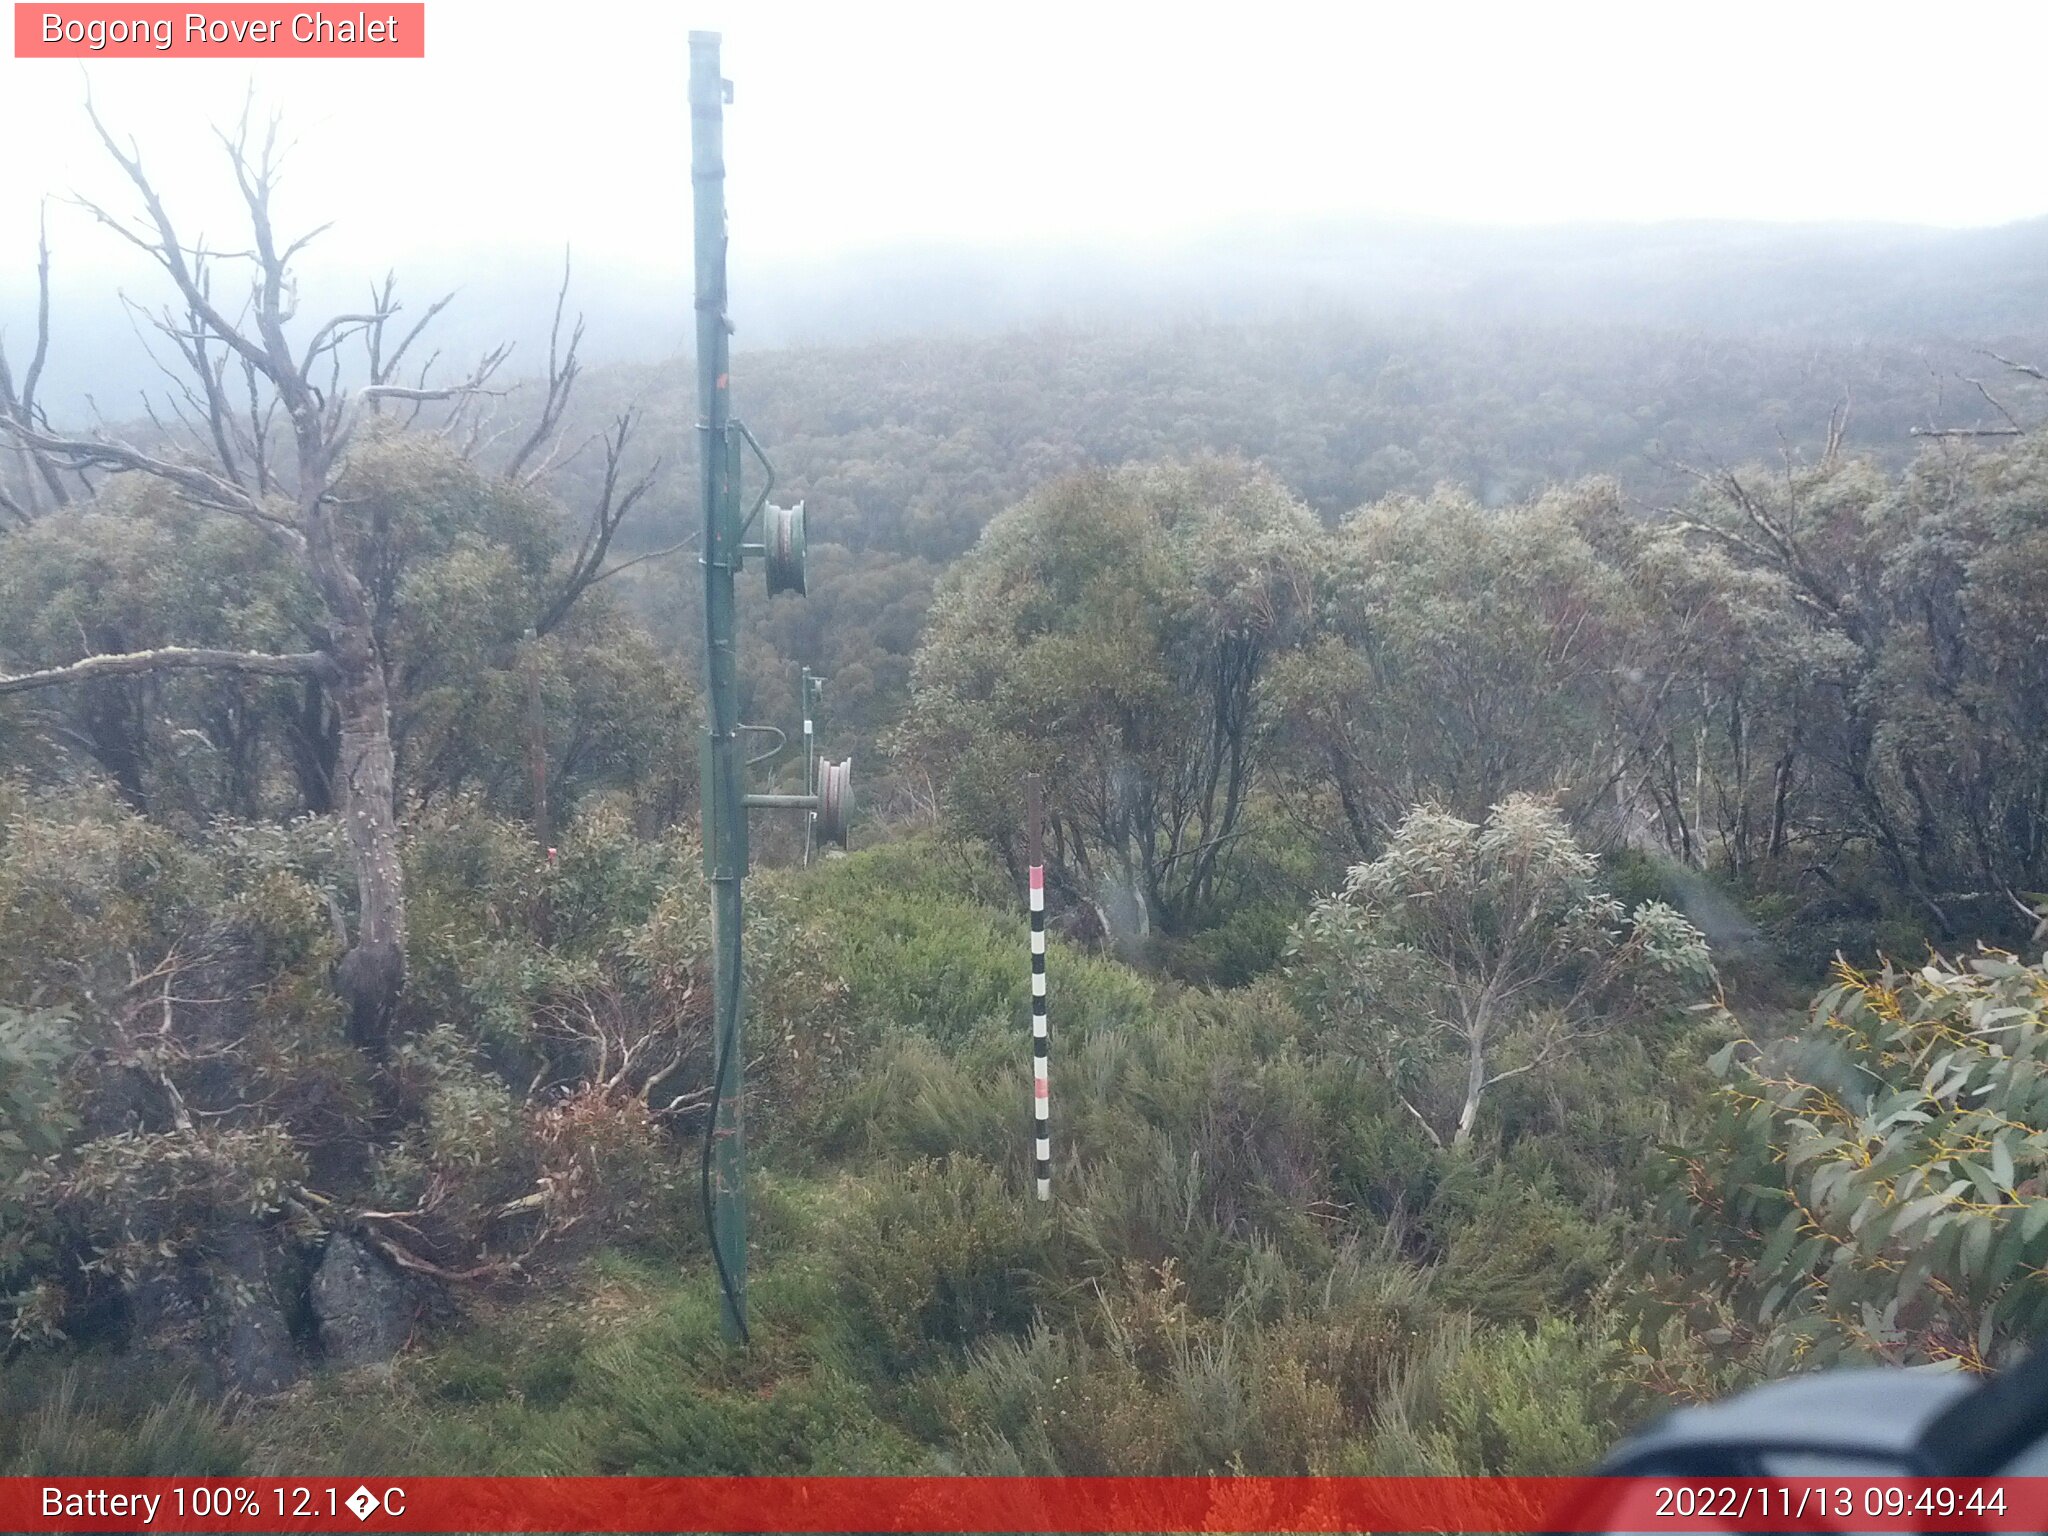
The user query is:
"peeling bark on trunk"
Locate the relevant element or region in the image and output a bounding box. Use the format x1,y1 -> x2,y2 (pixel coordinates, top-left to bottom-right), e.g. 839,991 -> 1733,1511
300,482 -> 408,1052
1453,1026 -> 1487,1147
332,657 -> 405,1054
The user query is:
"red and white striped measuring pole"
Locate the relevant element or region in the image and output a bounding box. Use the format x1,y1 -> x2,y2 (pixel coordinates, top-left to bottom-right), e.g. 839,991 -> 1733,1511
1027,773 -> 1050,1200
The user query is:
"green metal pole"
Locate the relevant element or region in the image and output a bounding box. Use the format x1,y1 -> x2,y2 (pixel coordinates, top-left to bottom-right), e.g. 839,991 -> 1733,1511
801,669 -> 818,868
691,28 -> 748,1343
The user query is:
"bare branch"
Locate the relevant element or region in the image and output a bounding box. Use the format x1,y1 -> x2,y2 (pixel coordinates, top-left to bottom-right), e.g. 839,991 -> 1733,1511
1823,396 -> 1850,466
504,248 -> 584,481
241,353 -> 276,495
79,89 -> 280,388
1984,349 -> 2048,384
357,378 -> 508,405
399,348 -> 439,429
0,645 -> 335,697
1962,374 -> 2023,434
514,421 -> 597,488
571,533 -> 697,588
1396,1094 -> 1445,1150
1913,356 -> 2041,438
0,203 -> 71,515
300,309 -> 388,379
357,342 -> 510,409
0,416 -> 301,540
119,287 -> 255,493
21,203 -> 53,416
278,220 -> 335,269
365,277 -> 454,390
532,410 -> 660,638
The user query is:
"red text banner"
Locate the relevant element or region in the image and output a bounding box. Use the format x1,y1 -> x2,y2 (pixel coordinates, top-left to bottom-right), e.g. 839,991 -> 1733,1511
5,1476 -> 2048,1533
14,5 -> 424,57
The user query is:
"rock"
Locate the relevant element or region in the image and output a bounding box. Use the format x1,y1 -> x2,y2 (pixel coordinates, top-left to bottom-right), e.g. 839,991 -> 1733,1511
209,1222 -> 300,1396
79,1063 -> 179,1138
127,1263 -> 213,1382
217,1286 -> 299,1395
126,1224 -> 302,1397
311,1231 -> 410,1367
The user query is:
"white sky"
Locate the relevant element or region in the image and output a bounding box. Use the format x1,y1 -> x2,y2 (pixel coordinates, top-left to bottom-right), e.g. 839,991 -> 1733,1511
1,0 -> 2045,283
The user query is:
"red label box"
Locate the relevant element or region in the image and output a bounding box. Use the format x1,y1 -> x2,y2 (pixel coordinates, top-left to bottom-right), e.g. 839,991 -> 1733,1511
6,1476 -> 2048,1533
14,4 -> 425,57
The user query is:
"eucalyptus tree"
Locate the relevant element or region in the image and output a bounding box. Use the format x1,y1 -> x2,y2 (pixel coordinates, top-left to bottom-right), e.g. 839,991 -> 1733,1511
1265,483 -> 1639,864
1288,796 -> 1711,1149
0,102 -> 658,1050
1640,946 -> 2048,1373
900,458 -> 1316,941
1649,440 -> 2048,939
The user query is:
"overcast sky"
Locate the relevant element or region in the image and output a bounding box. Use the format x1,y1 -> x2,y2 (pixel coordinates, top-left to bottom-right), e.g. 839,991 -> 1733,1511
4,0 -> 2048,290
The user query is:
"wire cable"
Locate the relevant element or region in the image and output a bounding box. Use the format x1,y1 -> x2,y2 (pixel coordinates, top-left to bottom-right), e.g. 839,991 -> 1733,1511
697,932 -> 749,1345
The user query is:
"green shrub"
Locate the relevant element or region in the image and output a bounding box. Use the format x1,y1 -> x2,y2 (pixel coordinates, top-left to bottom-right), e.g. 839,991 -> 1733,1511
0,1005 -> 75,1184
833,1157 -> 1052,1370
1427,1167 -> 1616,1324
1639,949 -> 2048,1373
1157,901 -> 1297,988
0,786 -> 216,1010
807,1033 -> 1015,1166
1359,1315 -> 1621,1474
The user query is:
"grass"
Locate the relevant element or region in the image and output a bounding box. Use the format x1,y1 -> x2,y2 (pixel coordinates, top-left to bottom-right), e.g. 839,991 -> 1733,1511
2,825 -> 1718,1477
245,1187 -> 937,1475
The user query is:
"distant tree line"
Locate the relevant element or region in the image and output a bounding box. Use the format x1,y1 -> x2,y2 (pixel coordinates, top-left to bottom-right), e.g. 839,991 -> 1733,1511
542,309 -> 2048,790
899,440 -> 2048,964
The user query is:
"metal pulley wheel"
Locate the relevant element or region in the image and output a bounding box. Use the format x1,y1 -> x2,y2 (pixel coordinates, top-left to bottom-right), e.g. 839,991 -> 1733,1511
765,500 -> 807,596
814,757 -> 852,848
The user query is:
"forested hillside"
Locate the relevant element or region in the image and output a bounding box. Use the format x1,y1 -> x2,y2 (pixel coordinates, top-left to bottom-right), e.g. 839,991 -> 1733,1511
6,110 -> 2048,1480
537,309 -> 2048,779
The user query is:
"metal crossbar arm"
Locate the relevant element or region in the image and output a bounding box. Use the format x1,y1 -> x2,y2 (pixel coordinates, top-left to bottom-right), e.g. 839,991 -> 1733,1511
732,419 -> 776,539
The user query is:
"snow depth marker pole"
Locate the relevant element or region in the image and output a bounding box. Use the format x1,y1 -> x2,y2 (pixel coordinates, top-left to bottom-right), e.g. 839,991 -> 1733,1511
1028,772 -> 1050,1200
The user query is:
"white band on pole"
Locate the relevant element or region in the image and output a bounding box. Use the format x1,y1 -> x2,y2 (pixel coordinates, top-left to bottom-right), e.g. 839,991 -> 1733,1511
1027,771 -> 1050,1203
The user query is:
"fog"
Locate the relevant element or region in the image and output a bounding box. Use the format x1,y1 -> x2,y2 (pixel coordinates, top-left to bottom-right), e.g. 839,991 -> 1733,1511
5,0 -> 2048,409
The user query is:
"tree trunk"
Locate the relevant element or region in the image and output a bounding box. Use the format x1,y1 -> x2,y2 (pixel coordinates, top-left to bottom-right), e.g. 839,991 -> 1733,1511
286,675 -> 338,814
81,679 -> 151,810
290,326 -> 409,1052
331,652 -> 406,1055
307,480 -> 407,1055
1453,1029 -> 1486,1147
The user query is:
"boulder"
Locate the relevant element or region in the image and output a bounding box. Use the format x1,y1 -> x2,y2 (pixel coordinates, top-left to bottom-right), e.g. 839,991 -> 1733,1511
311,1231 -> 410,1367
209,1222 -> 300,1395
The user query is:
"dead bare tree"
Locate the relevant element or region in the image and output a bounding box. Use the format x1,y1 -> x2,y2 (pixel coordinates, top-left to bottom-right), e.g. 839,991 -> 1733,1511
0,98 -> 655,1055
0,101 -> 467,1051
0,205 -> 88,524
1912,350 -> 2046,439
503,250 -> 585,483
530,408 -> 670,637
